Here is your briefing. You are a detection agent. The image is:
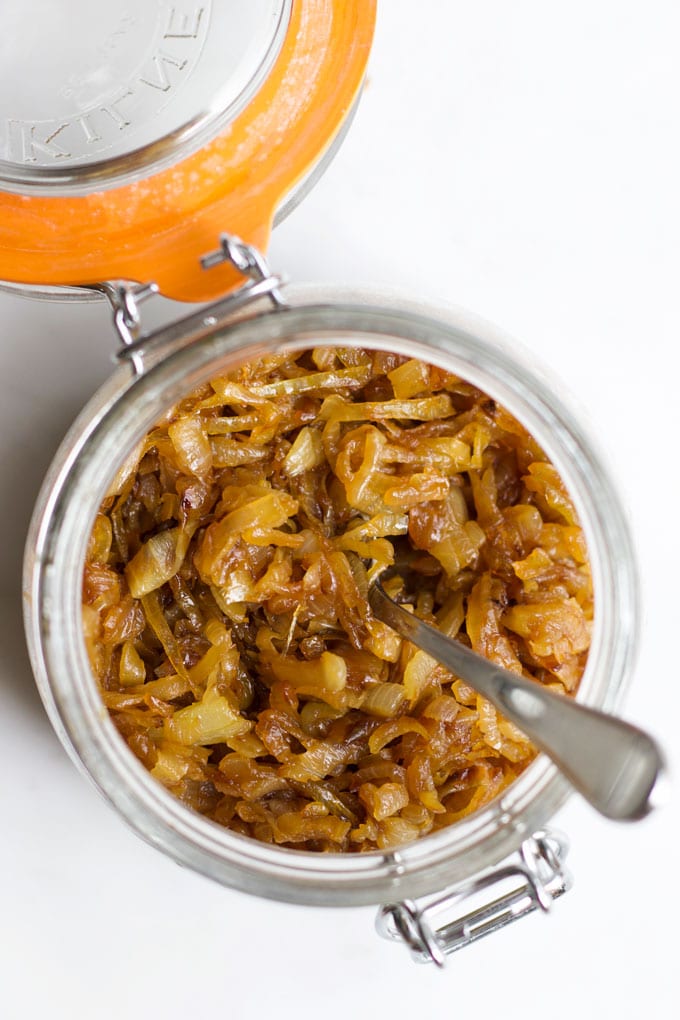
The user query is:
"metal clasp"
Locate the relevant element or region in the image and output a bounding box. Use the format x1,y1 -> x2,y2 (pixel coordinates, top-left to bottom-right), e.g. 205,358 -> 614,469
376,829 -> 572,967
92,234 -> 286,376
200,233 -> 287,308
95,280 -> 160,375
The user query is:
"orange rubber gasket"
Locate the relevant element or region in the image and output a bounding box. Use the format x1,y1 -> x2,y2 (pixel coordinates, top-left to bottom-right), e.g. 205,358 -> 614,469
0,0 -> 376,301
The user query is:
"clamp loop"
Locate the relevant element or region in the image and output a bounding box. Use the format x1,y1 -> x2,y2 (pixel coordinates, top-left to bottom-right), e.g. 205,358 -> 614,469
200,233 -> 287,308
376,829 -> 572,966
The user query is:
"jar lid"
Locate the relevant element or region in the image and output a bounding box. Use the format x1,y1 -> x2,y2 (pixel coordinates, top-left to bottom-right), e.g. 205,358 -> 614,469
0,0 -> 375,299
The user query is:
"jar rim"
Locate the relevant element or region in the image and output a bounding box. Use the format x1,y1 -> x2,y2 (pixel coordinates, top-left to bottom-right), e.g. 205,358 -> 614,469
24,293 -> 640,906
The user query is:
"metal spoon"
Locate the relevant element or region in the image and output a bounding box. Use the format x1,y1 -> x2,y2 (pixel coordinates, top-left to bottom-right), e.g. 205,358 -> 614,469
369,576 -> 664,821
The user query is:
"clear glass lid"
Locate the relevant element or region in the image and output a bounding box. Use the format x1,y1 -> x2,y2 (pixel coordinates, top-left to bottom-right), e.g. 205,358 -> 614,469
0,0 -> 377,300
0,0 -> 292,194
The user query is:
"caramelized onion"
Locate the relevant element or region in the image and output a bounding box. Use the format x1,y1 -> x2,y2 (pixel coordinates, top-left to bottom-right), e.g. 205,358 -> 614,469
83,347 -> 592,852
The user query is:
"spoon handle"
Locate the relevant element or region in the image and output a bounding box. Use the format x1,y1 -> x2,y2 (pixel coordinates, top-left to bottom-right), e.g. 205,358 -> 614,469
369,581 -> 664,821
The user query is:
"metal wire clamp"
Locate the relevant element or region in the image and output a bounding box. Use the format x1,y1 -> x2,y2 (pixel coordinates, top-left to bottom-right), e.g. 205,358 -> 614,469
376,829 -> 572,966
91,234 -> 286,375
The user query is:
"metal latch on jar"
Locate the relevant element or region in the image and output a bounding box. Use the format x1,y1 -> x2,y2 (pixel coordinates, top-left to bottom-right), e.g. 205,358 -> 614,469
96,233 -> 287,375
377,829 -> 571,967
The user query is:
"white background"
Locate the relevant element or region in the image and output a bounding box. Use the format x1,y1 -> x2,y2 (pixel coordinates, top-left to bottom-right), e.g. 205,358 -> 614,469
1,1 -> 678,1016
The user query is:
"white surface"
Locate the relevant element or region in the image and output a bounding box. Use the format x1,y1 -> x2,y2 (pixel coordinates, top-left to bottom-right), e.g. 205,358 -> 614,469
1,1 -> 678,1016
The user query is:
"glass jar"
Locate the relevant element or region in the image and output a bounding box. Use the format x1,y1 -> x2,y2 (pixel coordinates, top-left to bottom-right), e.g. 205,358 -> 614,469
22,241 -> 639,963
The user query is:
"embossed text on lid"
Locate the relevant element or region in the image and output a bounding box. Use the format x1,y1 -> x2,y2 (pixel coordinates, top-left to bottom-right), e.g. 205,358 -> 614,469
0,0 -> 292,194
